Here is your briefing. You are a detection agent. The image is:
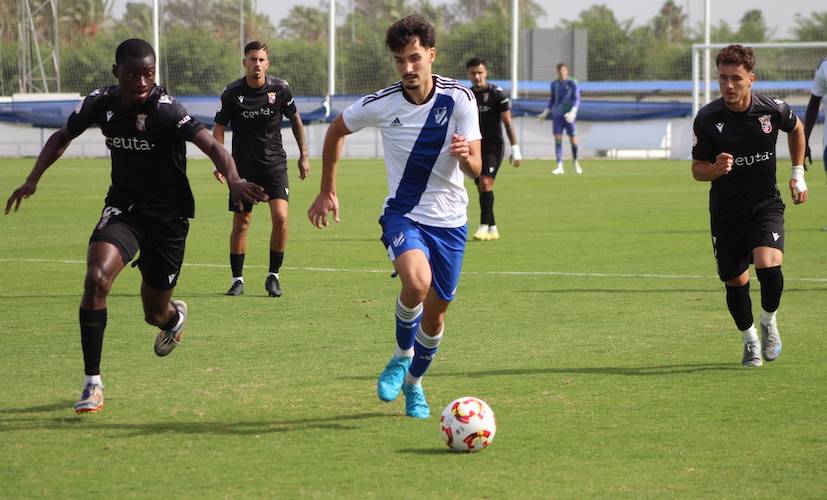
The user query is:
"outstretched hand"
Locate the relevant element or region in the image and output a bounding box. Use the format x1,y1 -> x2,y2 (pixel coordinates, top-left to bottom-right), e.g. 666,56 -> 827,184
5,180 -> 38,214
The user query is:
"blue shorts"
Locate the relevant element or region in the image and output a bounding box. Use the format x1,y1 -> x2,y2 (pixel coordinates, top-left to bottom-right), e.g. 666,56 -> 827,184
379,214 -> 467,302
552,115 -> 576,136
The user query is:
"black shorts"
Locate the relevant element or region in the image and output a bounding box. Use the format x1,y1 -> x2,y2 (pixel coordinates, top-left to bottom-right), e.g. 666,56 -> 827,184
711,198 -> 785,281
230,166 -> 289,212
89,206 -> 189,290
480,143 -> 505,179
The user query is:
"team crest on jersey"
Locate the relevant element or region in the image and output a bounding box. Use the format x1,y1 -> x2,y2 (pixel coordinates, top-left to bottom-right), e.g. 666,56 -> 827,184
434,106 -> 448,126
135,113 -> 147,132
758,114 -> 772,134
267,92 -> 276,104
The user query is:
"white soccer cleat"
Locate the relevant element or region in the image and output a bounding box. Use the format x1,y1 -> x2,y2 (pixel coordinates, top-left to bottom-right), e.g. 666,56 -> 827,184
741,340 -> 763,367
472,226 -> 490,241
574,161 -> 583,175
487,226 -> 500,240
760,318 -> 782,362
552,163 -> 565,175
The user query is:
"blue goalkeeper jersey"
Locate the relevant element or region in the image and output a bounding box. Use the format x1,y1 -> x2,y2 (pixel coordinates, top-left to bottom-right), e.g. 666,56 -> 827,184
547,78 -> 580,117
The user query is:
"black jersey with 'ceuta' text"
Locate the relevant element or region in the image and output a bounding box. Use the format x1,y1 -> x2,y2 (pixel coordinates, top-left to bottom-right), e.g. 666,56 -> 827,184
214,76 -> 297,173
692,93 -> 797,214
471,83 -> 510,146
66,85 -> 205,220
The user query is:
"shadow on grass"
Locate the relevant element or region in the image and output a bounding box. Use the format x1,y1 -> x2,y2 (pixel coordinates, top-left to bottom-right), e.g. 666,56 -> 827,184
0,411 -> 390,436
517,287 -> 827,294
396,448 -> 453,455
0,401 -> 75,414
344,362 -> 740,382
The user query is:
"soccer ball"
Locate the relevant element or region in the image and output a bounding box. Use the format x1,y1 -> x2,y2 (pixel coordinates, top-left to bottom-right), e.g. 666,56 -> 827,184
439,397 -> 496,452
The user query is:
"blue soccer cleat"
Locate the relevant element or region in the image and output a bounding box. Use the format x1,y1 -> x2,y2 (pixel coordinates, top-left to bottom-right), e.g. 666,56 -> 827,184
402,383 -> 430,419
376,356 -> 411,402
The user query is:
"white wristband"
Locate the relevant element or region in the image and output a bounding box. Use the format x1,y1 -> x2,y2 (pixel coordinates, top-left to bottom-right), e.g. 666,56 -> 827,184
791,165 -> 807,193
511,144 -> 522,161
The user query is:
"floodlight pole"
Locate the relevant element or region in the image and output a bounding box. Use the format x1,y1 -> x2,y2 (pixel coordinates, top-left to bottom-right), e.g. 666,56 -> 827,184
510,0 -> 519,99
152,0 -> 160,84
326,0 -> 336,116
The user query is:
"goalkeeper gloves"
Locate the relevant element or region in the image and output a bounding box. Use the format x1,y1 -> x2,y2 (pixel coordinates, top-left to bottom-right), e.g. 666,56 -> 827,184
564,106 -> 578,123
536,108 -> 549,121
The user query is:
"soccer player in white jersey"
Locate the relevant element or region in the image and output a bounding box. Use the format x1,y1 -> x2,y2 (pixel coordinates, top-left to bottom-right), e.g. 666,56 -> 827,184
803,57 -> 826,180
308,15 -> 481,418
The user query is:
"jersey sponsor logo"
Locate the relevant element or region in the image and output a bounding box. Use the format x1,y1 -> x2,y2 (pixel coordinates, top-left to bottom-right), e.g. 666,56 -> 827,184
390,117 -> 403,127
158,95 -> 172,104
733,151 -> 773,167
176,115 -> 192,128
478,104 -> 491,112
392,231 -> 405,248
758,114 -> 772,134
238,95 -> 245,103
715,122 -> 724,133
105,110 -> 114,122
136,113 -> 147,132
240,107 -> 275,119
434,106 -> 448,126
772,232 -> 781,241
268,92 -> 276,104
105,135 -> 156,152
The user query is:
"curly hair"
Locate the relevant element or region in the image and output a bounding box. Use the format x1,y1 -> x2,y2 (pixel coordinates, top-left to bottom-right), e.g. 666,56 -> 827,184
716,44 -> 755,72
385,15 -> 436,52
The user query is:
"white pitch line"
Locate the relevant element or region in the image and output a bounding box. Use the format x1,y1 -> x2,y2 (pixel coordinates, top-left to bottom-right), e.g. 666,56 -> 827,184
3,257 -> 827,283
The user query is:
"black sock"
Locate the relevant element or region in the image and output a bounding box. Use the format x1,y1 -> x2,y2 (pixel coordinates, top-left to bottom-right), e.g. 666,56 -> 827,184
230,253 -> 245,278
479,191 -> 494,225
79,308 -> 106,376
571,143 -> 579,160
725,282 -> 753,331
269,250 -> 284,274
756,266 -> 783,312
159,304 -> 180,331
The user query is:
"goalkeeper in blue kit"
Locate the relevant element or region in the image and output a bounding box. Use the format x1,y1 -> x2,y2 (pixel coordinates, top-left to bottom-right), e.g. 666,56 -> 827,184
537,63 -> 582,175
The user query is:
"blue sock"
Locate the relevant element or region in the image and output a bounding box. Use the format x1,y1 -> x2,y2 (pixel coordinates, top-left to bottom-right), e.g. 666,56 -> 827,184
407,325 -> 443,383
394,297 -> 422,357
555,141 -> 563,162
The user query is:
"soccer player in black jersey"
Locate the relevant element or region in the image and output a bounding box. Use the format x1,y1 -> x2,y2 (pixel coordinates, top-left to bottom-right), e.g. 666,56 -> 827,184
213,41 -> 310,297
466,57 -> 521,241
4,39 -> 267,413
691,44 -> 807,367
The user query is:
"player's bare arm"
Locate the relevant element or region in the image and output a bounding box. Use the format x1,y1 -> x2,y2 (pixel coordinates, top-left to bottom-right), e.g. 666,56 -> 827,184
308,114 -> 351,228
803,94 -> 821,165
501,110 -> 521,167
5,128 -> 73,214
211,123 -> 227,183
691,152 -> 733,182
787,118 -> 808,205
191,128 -> 268,210
450,134 -> 482,179
289,113 -> 310,180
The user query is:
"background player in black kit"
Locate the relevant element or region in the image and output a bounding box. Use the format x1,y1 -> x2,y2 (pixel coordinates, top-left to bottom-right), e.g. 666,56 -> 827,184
4,39 -> 267,413
691,44 -> 807,367
466,57 -> 521,241
213,40 -> 310,297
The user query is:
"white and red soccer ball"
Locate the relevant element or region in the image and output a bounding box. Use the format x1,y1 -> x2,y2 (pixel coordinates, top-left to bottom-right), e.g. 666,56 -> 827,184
439,397 -> 496,452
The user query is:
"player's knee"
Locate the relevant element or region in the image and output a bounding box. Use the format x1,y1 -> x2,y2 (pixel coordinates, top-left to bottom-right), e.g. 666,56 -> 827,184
554,139 -> 562,147
420,315 -> 445,336
401,278 -> 429,302
83,266 -> 114,299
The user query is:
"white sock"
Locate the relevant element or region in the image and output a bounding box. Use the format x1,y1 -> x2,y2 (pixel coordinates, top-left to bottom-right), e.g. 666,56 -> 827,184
404,373 -> 422,386
84,374 -> 102,387
232,277 -> 244,284
760,309 -> 777,325
394,347 -> 414,358
741,325 -> 758,344
489,225 -> 498,233
268,272 -> 279,279
476,224 -> 489,233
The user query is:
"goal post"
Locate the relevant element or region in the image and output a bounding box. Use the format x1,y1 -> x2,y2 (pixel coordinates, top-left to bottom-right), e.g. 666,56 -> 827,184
691,41 -> 827,118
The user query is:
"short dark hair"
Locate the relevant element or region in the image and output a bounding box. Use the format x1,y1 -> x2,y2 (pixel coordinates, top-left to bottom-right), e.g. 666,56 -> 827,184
386,16 -> 436,52
716,44 -> 755,72
244,40 -> 269,55
466,57 -> 486,69
115,39 -> 155,65
556,62 -> 568,71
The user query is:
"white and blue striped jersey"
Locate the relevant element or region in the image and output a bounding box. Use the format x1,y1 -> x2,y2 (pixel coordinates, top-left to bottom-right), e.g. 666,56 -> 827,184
342,75 -> 481,228
811,57 -> 827,149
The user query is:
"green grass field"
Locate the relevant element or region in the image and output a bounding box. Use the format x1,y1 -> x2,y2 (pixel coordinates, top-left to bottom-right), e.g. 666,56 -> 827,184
1,157 -> 826,498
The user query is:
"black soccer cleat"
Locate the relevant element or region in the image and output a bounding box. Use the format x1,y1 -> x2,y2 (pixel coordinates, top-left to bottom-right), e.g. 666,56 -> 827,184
225,279 -> 244,296
265,274 -> 283,297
